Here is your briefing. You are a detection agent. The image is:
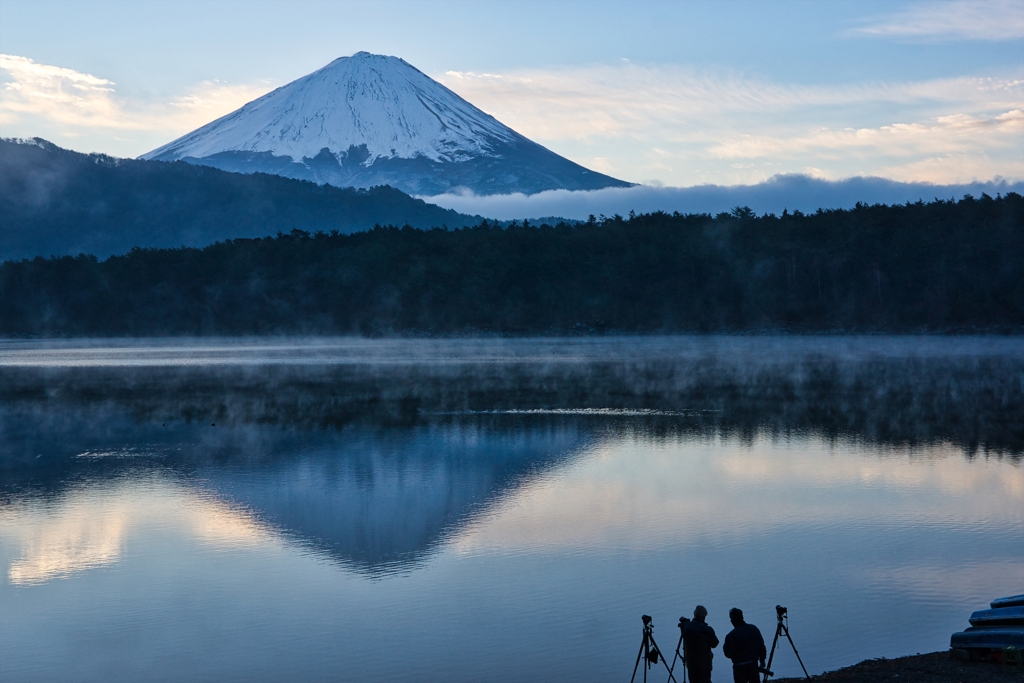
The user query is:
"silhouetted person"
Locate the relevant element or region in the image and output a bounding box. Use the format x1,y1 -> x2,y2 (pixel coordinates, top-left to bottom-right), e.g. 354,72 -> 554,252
723,608 -> 766,683
682,605 -> 719,683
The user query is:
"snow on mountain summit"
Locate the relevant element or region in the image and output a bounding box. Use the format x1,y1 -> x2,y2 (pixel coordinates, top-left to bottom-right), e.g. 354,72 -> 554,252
145,52 -> 514,164
142,52 -> 631,196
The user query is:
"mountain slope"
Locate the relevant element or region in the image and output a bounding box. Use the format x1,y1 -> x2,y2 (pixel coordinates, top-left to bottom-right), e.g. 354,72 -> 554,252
0,138 -> 480,261
141,52 -> 632,196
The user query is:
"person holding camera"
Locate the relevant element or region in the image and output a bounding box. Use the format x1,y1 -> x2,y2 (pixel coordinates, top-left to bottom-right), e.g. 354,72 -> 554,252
723,608 -> 767,683
682,605 -> 719,683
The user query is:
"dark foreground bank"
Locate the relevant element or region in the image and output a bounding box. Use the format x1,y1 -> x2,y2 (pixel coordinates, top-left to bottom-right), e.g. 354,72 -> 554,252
775,651 -> 1024,682
2,194 -> 1021,335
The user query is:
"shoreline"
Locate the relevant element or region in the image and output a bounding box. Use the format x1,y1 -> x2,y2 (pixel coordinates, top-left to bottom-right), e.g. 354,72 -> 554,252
774,651 -> 1023,681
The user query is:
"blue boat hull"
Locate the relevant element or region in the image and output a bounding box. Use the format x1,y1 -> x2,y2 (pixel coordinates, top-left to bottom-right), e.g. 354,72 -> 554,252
951,627 -> 1024,650
970,605 -> 1024,627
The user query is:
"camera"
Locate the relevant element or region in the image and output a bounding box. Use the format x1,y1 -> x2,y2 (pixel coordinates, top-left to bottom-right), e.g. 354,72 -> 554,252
776,605 -> 787,617
642,614 -> 653,626
678,616 -> 690,629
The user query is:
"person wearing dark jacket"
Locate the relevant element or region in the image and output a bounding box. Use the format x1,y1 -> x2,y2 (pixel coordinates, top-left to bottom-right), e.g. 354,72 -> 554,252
723,608 -> 767,683
682,605 -> 719,683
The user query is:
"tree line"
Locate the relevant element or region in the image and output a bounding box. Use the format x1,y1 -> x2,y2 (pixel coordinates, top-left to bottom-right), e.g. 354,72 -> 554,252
1,193 -> 1021,336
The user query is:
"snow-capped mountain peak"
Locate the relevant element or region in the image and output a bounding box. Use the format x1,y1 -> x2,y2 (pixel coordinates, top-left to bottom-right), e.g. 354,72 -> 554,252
142,52 -> 631,196
146,52 -> 513,165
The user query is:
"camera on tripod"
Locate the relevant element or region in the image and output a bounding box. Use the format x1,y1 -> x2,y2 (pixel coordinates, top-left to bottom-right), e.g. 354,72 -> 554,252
763,604 -> 809,680
631,615 -> 678,683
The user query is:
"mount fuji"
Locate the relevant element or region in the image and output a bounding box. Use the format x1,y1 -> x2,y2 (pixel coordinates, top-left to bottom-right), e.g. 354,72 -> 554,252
142,52 -> 632,196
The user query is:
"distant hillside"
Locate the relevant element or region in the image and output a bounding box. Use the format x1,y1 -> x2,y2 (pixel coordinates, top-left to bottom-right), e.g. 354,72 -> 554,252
0,138 -> 480,261
2,194 -> 1021,336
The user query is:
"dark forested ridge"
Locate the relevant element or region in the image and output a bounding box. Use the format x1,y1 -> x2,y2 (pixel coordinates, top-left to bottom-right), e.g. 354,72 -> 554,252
1,194 -> 1021,335
0,138 -> 479,261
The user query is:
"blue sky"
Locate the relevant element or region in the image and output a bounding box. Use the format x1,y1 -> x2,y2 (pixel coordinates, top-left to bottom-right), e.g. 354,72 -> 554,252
1,0 -> 1022,187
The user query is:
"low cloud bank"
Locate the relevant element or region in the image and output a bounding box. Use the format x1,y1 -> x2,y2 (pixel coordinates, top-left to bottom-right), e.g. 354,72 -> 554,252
423,175 -> 1024,222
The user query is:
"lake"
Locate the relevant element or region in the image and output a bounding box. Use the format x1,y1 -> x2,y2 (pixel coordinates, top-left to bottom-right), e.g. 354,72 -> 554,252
1,336 -> 1021,682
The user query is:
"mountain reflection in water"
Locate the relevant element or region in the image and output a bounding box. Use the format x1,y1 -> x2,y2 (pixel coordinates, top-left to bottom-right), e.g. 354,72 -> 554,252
0,337 -> 1021,682
198,424 -> 592,572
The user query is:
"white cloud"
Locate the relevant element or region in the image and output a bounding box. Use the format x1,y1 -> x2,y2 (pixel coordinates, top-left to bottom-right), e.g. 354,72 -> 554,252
1,54 -> 272,154
437,64 -> 1024,185
1,54 -> 119,127
421,176 -> 1024,222
853,0 -> 1024,41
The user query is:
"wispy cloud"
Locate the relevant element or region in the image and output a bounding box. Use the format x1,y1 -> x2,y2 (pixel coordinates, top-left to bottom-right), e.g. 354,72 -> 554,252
438,64 -> 1024,185
1,54 -> 272,153
441,66 -> 1023,140
852,0 -> 1024,41
2,54 -> 1021,185
710,110 -> 1024,160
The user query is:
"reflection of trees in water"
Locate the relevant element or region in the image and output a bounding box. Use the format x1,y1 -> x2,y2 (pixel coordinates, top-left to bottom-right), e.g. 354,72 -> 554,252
3,350 -> 1021,453
1,349 -> 1020,572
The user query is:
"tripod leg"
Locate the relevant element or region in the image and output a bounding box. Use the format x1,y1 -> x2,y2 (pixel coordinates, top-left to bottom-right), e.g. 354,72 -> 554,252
631,638 -> 646,683
763,624 -> 782,683
644,634 -> 648,683
647,634 -> 679,683
645,631 -> 650,683
670,634 -> 687,683
781,624 -> 810,679
668,632 -> 683,676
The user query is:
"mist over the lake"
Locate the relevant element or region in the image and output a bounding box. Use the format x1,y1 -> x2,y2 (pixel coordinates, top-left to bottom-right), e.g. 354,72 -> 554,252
2,336 -> 1022,682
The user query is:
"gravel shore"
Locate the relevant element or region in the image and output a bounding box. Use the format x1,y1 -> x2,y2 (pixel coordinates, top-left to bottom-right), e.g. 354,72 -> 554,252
773,651 -> 1024,682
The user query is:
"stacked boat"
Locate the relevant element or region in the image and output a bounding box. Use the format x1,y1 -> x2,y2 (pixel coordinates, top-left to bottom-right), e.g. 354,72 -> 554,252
950,594 -> 1024,660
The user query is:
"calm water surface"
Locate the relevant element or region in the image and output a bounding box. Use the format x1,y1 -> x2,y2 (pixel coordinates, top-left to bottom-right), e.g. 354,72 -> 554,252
1,337 -> 1021,682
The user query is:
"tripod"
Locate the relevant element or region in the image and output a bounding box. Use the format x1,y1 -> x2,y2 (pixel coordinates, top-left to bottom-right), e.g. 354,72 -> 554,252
762,605 -> 809,682
666,617 -> 688,683
630,615 -> 679,683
